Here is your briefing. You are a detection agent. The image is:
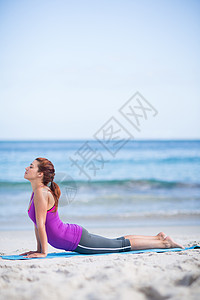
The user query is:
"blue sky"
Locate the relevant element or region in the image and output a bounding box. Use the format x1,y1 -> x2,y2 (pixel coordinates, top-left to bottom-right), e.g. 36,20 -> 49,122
0,0 -> 199,140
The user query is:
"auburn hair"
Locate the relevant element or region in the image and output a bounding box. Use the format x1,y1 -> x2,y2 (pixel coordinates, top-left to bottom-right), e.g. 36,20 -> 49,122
36,157 -> 61,212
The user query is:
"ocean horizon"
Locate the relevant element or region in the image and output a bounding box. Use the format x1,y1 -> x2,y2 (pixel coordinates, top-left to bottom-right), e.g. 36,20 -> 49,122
0,139 -> 200,230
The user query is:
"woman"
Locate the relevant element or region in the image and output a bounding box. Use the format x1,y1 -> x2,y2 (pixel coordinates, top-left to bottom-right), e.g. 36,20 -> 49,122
20,158 -> 184,258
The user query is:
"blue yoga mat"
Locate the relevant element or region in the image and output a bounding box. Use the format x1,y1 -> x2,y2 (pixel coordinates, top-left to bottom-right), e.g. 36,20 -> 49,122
1,245 -> 199,260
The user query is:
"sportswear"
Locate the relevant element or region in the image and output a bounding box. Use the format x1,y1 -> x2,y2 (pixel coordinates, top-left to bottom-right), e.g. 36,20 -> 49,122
74,227 -> 132,254
28,192 -> 82,251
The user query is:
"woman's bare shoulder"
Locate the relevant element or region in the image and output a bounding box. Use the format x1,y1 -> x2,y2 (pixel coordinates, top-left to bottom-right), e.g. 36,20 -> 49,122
34,187 -> 54,210
41,186 -> 51,195
41,187 -> 55,208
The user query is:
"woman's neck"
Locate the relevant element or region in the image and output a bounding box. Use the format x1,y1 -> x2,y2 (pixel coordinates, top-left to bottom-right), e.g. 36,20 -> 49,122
31,180 -> 44,192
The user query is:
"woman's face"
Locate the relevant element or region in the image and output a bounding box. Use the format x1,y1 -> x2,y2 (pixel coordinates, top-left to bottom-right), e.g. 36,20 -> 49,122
24,160 -> 41,181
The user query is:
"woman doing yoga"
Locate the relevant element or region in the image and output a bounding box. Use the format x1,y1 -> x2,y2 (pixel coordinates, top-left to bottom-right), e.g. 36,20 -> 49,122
20,158 -> 184,258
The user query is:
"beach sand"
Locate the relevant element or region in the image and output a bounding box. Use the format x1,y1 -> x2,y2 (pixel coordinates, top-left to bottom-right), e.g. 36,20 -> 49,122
0,226 -> 200,300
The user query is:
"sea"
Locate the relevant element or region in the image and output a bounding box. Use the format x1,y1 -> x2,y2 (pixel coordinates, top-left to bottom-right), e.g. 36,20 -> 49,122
0,140 -> 200,230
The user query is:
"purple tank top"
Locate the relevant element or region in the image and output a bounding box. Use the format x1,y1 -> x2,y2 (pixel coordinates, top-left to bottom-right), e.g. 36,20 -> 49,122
28,192 -> 82,251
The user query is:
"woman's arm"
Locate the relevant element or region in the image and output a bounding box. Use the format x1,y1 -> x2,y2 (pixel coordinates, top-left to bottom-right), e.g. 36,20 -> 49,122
33,188 -> 48,254
24,189 -> 48,258
34,224 -> 42,252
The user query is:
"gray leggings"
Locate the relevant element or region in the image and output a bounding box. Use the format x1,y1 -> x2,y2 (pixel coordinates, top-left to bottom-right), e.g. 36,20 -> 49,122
74,227 -> 132,254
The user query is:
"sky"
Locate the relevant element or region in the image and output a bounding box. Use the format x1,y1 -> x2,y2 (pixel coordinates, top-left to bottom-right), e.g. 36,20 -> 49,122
0,0 -> 199,140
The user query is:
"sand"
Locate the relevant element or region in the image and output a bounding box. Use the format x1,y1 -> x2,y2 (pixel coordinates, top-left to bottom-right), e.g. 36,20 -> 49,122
0,225 -> 200,300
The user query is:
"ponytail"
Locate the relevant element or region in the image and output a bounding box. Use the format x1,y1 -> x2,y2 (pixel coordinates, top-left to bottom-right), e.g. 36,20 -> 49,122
50,181 -> 61,212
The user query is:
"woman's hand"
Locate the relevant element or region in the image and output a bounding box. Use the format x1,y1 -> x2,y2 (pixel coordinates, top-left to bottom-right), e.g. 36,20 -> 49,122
24,252 -> 47,258
19,250 -> 40,256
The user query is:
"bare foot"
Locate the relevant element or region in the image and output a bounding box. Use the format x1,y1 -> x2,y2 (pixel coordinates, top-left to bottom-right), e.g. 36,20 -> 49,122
156,232 -> 167,240
164,236 -> 184,249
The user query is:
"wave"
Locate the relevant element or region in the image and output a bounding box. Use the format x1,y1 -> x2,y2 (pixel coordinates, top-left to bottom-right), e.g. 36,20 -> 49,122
78,179 -> 200,189
110,157 -> 200,164
0,178 -> 200,190
71,210 -> 200,219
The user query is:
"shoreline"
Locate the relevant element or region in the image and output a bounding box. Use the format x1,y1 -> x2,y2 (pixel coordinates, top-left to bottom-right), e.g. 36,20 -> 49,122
0,221 -> 199,231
